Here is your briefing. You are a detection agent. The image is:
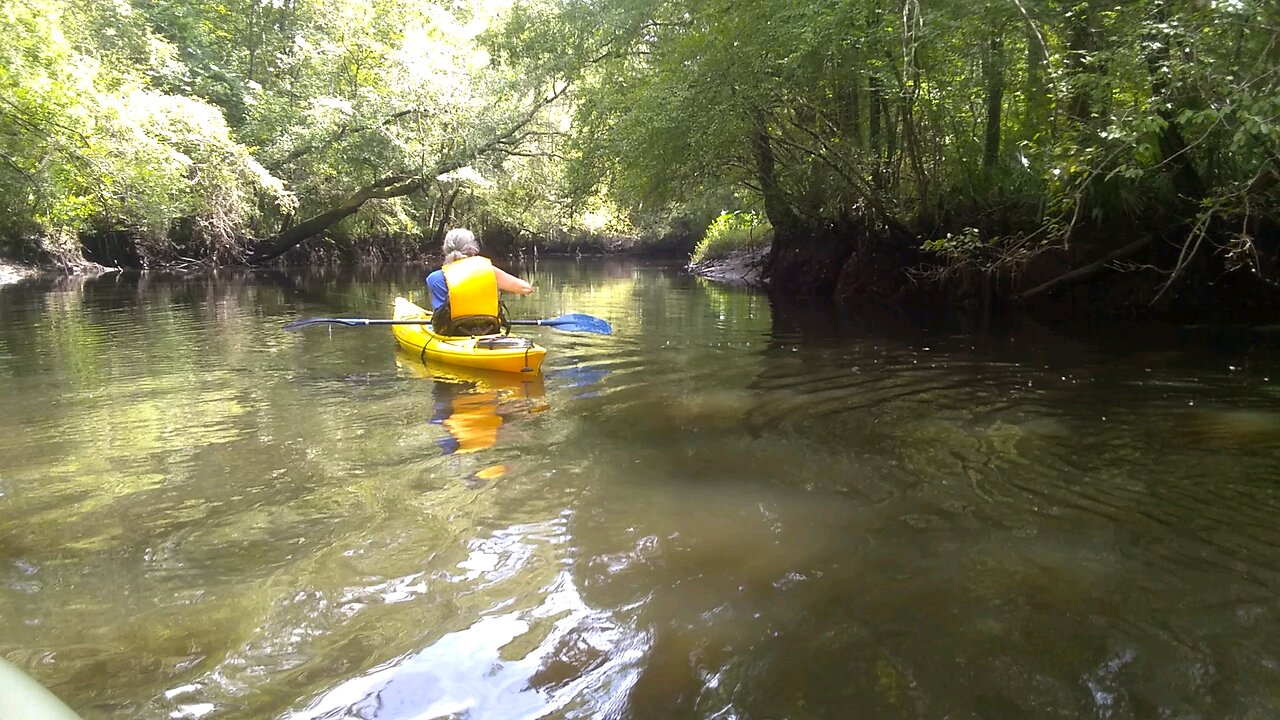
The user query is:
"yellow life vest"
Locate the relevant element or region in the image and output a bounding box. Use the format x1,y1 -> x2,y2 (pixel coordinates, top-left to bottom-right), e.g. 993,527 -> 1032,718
442,255 -> 499,319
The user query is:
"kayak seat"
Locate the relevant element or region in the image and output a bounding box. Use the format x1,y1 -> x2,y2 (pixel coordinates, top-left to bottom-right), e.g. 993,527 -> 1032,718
438,314 -> 503,337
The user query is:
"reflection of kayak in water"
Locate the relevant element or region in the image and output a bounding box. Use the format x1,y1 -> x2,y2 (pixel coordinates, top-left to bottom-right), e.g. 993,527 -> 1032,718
391,297 -> 547,374
396,349 -> 547,463
0,658 -> 81,719
395,349 -> 547,396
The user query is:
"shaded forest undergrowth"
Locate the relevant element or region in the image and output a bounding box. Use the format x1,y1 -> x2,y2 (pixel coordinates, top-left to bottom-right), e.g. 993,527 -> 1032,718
699,200 -> 1280,325
11,204 -> 1280,325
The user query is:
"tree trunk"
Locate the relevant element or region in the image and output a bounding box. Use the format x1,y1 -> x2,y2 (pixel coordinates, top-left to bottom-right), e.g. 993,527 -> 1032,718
1145,6 -> 1204,203
1019,0 -> 1051,135
840,69 -> 863,148
868,74 -> 883,187
433,185 -> 462,245
1065,0 -> 1100,124
245,0 -> 259,84
751,110 -> 798,237
246,175 -> 424,264
983,32 -> 1005,169
898,0 -> 928,207
901,101 -> 926,205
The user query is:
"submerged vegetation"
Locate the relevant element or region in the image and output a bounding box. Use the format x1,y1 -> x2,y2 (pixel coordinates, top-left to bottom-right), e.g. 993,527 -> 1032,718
2,0 -> 1279,319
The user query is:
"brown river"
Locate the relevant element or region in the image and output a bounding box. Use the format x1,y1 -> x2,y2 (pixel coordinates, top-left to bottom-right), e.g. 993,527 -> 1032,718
2,258 -> 1279,718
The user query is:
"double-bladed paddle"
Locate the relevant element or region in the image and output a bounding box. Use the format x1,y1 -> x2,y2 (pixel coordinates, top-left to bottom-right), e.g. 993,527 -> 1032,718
282,313 -> 612,335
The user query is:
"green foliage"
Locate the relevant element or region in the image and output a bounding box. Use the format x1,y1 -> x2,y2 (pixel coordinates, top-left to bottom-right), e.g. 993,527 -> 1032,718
0,0 -> 292,264
551,0 -> 1280,273
4,0 -> 1280,274
0,0 -> 597,265
691,211 -> 772,264
921,227 -> 987,259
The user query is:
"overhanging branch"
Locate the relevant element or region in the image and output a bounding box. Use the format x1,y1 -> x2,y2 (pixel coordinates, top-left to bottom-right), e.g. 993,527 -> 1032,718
246,82 -> 572,264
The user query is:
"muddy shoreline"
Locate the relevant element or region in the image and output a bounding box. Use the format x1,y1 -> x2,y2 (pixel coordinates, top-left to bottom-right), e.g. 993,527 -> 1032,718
0,260 -> 37,286
686,249 -> 769,287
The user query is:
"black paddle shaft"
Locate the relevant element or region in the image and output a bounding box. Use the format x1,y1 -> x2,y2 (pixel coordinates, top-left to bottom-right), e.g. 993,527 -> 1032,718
283,313 -> 612,334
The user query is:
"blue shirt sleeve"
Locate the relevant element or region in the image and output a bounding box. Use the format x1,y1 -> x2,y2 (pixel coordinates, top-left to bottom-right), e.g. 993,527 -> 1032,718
425,269 -> 449,310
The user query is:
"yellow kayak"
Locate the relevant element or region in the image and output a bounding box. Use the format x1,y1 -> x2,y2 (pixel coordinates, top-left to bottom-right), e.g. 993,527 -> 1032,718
0,659 -> 82,720
394,348 -> 547,395
391,297 -> 546,374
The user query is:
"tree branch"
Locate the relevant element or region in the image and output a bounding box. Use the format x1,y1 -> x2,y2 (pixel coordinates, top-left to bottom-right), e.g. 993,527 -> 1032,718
280,108 -> 420,165
1017,235 -> 1156,302
246,83 -> 572,264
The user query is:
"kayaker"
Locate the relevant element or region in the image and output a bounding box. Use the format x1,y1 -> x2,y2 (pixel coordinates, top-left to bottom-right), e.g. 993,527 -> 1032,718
426,228 -> 533,335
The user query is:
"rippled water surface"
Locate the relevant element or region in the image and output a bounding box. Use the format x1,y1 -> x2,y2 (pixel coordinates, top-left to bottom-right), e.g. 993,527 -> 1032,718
3,260 -> 1280,719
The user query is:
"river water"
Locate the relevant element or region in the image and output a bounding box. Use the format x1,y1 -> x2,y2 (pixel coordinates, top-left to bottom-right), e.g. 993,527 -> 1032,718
2,259 -> 1279,719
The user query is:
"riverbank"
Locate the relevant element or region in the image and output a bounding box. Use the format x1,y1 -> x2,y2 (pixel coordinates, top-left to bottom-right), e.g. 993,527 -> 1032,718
687,248 -> 769,286
689,220 -> 1280,327
0,256 -> 124,286
0,260 -> 37,286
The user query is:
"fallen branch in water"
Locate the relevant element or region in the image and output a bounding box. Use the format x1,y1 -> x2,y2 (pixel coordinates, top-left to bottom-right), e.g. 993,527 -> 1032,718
1017,235 -> 1155,302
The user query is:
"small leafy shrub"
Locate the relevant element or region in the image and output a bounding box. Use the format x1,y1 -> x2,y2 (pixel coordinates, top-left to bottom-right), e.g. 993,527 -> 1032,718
690,211 -> 772,264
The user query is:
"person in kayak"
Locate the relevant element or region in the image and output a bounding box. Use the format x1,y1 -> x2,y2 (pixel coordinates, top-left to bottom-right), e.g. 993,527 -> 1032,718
426,228 -> 533,335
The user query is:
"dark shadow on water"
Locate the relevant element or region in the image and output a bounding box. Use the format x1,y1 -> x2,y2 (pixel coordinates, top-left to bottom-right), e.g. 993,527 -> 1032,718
767,293 -> 1280,377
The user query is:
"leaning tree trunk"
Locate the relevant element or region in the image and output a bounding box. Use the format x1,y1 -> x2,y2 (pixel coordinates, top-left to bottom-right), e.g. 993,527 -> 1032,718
431,185 -> 463,246
245,87 -> 565,264
753,110 -> 858,298
751,110 -> 799,239
245,175 -> 424,264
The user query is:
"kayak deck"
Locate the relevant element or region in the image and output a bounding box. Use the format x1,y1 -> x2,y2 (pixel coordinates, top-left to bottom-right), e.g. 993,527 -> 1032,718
392,297 -> 546,374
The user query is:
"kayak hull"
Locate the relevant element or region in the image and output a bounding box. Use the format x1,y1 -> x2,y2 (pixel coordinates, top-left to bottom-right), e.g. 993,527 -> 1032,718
0,659 -> 82,720
392,297 -> 546,374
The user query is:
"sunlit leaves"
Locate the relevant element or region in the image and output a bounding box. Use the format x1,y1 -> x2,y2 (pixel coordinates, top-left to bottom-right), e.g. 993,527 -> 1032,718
2,0 -> 587,259
6,0 -> 1276,266
0,0 -> 290,262
545,0 -> 1280,255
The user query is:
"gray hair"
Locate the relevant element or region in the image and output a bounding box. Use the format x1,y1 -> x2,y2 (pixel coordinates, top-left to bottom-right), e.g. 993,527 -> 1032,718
442,228 -> 480,264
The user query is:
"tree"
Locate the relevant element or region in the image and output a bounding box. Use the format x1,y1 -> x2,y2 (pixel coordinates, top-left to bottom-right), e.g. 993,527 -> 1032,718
549,0 -> 1280,306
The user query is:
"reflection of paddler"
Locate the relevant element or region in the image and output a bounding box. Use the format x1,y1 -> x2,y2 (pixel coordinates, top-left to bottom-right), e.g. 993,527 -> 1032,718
396,349 -> 547,466
437,390 -> 503,454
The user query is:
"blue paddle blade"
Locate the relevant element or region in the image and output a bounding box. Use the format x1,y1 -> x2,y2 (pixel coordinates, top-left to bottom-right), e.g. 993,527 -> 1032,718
543,313 -> 612,334
511,314 -> 612,334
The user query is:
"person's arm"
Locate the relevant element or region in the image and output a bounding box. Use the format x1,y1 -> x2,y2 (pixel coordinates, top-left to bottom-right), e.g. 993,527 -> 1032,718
494,267 -> 533,295
425,269 -> 450,310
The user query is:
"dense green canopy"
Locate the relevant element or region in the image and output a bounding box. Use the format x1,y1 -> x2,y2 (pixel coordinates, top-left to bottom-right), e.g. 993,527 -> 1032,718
1,0 -> 589,266
563,0 -> 1280,294
2,0 -> 1278,308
